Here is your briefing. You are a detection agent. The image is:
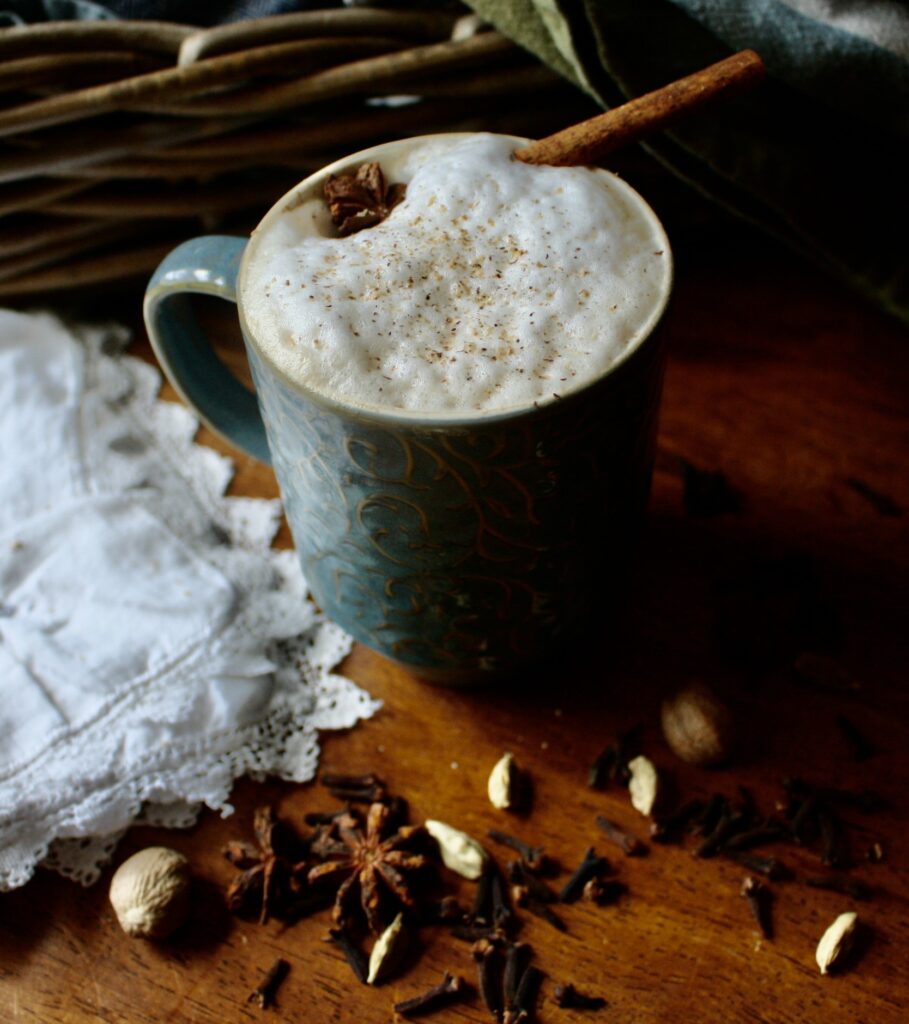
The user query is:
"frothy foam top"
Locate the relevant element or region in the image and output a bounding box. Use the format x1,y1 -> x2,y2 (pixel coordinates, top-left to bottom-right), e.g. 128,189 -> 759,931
241,134 -> 671,417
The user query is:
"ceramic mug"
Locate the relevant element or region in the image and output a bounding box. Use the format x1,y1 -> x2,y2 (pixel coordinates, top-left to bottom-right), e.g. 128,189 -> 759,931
144,134 -> 672,684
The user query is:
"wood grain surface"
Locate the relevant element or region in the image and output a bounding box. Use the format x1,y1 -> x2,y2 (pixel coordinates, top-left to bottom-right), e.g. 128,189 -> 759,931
0,194 -> 907,1024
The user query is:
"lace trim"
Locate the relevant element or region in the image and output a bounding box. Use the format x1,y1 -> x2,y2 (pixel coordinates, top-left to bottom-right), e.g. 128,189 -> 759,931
0,318 -> 377,890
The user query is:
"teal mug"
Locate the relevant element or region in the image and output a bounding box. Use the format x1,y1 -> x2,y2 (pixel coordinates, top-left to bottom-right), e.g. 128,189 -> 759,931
144,134 -> 672,684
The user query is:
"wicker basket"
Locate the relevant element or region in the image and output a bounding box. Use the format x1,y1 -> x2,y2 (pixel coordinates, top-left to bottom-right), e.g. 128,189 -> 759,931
0,9 -> 595,298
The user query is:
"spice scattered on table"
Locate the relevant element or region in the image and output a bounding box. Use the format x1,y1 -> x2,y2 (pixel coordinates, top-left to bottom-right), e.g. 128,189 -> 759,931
559,847 -> 610,903
319,770 -> 388,804
248,958 -> 289,1009
425,819 -> 487,880
473,937 -> 504,1020
588,724 -> 642,788
553,982 -> 608,1010
108,846 -> 191,939
393,973 -> 469,1018
508,964 -> 544,1024
488,829 -> 556,874
367,912 -> 409,985
307,802 -> 430,933
661,682 -> 736,766
816,911 -> 860,975
488,752 -> 531,811
582,877 -> 627,906
595,815 -> 647,856
224,805 -> 308,924
213,707 -> 888,1017
740,875 -> 773,939
627,755 -> 660,816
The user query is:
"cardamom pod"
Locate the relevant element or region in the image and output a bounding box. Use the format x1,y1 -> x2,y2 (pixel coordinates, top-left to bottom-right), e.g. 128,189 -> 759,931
425,819 -> 487,880
367,912 -> 408,985
816,911 -> 859,975
487,752 -> 517,810
627,755 -> 660,816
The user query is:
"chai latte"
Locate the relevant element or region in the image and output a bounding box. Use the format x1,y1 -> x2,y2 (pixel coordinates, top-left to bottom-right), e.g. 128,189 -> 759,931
240,134 -> 671,417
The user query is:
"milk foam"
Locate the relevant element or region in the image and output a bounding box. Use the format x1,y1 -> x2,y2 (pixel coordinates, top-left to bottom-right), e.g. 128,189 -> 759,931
240,134 -> 671,417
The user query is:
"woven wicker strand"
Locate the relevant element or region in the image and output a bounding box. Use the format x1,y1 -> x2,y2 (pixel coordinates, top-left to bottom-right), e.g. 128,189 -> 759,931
0,21 -> 191,59
178,9 -> 457,65
0,51 -> 168,93
0,35 -> 422,137
0,10 -> 598,298
0,115 -> 262,186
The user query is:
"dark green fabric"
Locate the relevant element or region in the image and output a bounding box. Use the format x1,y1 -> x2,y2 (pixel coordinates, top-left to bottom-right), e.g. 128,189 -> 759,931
467,0 -> 909,325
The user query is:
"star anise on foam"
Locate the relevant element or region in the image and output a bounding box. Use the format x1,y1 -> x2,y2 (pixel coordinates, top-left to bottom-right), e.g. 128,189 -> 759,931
323,161 -> 407,237
224,805 -> 308,924
307,802 -> 429,933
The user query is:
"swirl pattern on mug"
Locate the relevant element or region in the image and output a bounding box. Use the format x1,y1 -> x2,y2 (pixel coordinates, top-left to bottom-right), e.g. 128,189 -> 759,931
246,337 -> 664,679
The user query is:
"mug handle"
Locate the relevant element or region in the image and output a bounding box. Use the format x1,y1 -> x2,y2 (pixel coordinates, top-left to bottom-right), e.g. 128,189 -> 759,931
143,235 -> 271,464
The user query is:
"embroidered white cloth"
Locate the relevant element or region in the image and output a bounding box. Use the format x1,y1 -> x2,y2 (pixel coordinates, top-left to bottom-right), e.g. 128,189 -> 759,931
0,310 -> 378,891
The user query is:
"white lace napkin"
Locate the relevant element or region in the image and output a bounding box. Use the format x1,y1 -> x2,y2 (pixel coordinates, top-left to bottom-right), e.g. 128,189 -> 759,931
0,310 -> 379,890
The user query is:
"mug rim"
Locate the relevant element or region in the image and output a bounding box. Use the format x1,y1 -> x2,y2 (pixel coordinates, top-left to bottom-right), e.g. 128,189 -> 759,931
237,131 -> 674,428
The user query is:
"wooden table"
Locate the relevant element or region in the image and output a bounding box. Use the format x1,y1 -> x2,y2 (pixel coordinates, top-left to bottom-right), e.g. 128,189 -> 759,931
1,188 -> 907,1024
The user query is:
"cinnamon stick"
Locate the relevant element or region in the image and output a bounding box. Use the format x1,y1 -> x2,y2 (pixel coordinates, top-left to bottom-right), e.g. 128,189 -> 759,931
515,49 -> 764,167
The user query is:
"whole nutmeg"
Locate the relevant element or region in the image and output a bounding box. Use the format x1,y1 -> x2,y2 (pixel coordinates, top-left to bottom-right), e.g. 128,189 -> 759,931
109,847 -> 191,939
661,683 -> 735,766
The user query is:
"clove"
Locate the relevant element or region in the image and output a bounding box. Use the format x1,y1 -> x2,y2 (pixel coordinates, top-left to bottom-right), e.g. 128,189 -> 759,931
650,799 -> 706,843
506,964 -> 543,1024
487,830 -> 555,874
588,745 -> 617,789
560,848 -> 609,903
595,815 -> 647,856
695,809 -> 746,858
393,973 -> 468,1018
426,895 -> 467,925
473,939 -> 504,1021
248,958 -> 289,1009
789,795 -> 820,845
818,805 -> 850,868
698,793 -> 729,836
553,983 -> 607,1010
783,778 -> 886,813
507,860 -> 559,904
471,865 -> 494,926
722,823 -> 788,852
503,942 -> 531,1014
588,724 -> 642,788
740,876 -> 773,938
320,771 -> 383,789
582,878 -> 626,906
724,852 -> 791,881
320,770 -> 388,804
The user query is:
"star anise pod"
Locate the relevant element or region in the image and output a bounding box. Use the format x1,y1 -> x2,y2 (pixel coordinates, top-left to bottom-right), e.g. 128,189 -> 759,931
323,161 -> 407,237
307,802 -> 430,933
224,805 -> 308,924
